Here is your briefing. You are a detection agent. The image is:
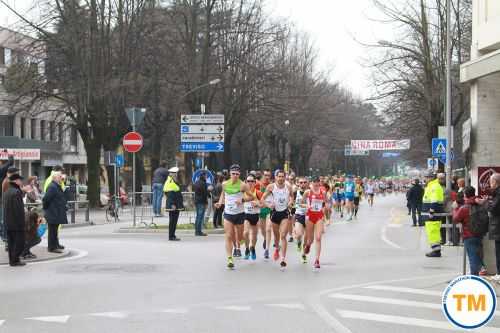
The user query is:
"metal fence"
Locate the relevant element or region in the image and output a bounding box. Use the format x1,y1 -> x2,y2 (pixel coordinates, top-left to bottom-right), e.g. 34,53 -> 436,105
130,191 -> 213,227
25,200 -> 92,225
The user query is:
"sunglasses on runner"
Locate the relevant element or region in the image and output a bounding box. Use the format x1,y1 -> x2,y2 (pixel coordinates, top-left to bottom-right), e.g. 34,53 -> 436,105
246,179 -> 255,182
299,181 -> 307,184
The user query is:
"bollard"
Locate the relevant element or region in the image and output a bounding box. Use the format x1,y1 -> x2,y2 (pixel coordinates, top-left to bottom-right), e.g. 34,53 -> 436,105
85,203 -> 90,223
71,202 -> 76,224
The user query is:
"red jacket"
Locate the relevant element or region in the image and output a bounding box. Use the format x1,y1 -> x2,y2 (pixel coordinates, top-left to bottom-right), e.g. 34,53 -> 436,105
452,197 -> 480,239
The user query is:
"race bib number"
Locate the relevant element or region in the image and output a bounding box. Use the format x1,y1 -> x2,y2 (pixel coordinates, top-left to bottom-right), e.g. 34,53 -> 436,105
310,199 -> 323,212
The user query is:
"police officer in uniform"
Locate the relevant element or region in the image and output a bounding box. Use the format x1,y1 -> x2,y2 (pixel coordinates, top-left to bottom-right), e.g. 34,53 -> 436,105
422,171 -> 445,257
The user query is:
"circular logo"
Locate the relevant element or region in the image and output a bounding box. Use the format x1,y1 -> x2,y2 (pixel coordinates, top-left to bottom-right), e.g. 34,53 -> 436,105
442,275 -> 497,329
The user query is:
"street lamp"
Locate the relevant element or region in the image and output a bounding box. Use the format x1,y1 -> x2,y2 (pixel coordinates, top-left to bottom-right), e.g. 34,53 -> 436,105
179,78 -> 221,101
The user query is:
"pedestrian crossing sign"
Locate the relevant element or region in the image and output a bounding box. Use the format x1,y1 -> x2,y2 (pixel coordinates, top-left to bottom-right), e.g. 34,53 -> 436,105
432,138 -> 447,157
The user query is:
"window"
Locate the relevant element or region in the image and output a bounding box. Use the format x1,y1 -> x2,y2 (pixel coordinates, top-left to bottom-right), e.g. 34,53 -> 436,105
58,123 -> 63,143
49,121 -> 55,141
4,48 -> 11,66
31,118 -> 37,139
40,120 -> 46,141
70,126 -> 78,152
0,116 -> 14,136
0,47 -> 4,65
20,117 -> 26,138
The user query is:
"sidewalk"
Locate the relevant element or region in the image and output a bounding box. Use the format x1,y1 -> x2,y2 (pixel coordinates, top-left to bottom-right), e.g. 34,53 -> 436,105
0,245 -> 70,265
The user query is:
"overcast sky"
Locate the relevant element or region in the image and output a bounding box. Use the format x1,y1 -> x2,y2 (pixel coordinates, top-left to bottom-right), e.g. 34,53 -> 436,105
1,0 -> 393,98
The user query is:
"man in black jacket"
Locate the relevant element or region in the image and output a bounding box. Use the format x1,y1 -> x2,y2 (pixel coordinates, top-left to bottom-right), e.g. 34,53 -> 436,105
0,154 -> 15,248
407,178 -> 424,226
3,173 -> 26,266
486,173 -> 500,275
43,172 -> 68,253
193,172 -> 208,236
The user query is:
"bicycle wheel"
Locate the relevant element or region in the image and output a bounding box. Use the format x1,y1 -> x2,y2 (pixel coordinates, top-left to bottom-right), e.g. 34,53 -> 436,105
105,205 -> 114,223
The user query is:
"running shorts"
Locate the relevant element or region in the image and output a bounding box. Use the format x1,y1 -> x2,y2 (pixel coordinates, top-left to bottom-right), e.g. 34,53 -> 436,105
307,211 -> 324,224
295,214 -> 306,226
353,197 -> 360,205
368,193 -> 374,197
271,210 -> 289,224
224,213 -> 245,225
259,207 -> 272,219
345,194 -> 354,201
290,208 -> 296,215
245,213 -> 260,226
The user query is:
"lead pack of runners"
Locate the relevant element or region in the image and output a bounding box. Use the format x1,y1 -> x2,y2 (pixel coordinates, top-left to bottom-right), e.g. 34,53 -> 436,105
215,165 -> 394,271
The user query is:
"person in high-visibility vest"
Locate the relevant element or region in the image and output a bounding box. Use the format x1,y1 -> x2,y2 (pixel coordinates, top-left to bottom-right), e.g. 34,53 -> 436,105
422,171 -> 445,257
164,167 -> 183,241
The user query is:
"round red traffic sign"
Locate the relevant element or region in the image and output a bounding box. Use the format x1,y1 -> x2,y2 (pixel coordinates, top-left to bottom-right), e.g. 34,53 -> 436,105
123,131 -> 143,153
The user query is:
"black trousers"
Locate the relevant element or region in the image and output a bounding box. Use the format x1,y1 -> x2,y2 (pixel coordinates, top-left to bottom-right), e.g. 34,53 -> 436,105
410,204 -> 421,226
48,223 -> 60,250
213,205 -> 224,228
23,236 -> 41,256
7,230 -> 25,265
169,210 -> 180,239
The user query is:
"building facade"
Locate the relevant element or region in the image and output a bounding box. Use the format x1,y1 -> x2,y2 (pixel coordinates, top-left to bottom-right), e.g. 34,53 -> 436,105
0,27 -> 87,184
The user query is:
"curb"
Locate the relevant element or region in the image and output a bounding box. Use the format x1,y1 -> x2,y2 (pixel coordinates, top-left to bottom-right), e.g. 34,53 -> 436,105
115,227 -> 225,235
0,249 -> 71,266
61,222 -> 95,229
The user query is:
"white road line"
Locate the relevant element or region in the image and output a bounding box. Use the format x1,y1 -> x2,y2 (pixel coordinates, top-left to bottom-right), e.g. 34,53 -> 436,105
160,308 -> 189,314
386,224 -> 403,228
266,303 -> 305,310
336,310 -> 500,332
216,306 -> 251,311
90,312 -> 128,319
330,293 -> 440,309
0,320 -> 4,326
380,225 -> 403,249
26,315 -> 70,323
364,285 -> 442,296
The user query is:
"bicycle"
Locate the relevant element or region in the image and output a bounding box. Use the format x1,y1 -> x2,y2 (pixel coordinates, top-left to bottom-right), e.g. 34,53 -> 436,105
105,195 -> 121,223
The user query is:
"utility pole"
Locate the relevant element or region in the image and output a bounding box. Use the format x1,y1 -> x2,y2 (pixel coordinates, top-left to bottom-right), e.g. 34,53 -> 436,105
445,0 -> 452,192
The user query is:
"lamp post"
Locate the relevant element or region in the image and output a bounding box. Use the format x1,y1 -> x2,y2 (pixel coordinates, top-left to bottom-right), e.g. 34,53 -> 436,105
445,0 -> 452,193
284,119 -> 290,173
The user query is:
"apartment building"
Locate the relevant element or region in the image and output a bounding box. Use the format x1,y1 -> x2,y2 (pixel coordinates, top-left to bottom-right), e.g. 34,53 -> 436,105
0,27 -> 87,183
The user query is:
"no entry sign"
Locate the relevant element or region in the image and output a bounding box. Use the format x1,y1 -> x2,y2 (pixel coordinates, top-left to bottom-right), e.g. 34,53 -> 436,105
123,131 -> 143,153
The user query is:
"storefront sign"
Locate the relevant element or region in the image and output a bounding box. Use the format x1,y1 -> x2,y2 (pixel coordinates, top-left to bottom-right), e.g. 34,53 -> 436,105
0,149 -> 41,161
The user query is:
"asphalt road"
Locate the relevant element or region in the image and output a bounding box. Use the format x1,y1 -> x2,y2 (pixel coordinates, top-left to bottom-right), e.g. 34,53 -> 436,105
1,194 -> 497,333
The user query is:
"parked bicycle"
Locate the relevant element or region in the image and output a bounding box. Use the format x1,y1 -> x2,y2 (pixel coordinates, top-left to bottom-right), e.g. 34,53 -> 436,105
105,195 -> 121,223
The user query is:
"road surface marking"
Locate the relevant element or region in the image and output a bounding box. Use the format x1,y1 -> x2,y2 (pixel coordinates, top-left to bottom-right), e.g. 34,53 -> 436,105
330,293 -> 440,309
380,225 -> 403,249
364,285 -> 442,296
160,308 -> 189,314
90,312 -> 128,319
0,320 -> 4,326
26,315 -> 70,323
215,306 -> 251,311
266,303 -> 305,310
386,224 -> 403,228
336,310 -> 500,332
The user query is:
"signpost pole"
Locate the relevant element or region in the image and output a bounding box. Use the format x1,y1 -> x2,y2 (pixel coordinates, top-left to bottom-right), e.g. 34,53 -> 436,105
132,110 -> 136,227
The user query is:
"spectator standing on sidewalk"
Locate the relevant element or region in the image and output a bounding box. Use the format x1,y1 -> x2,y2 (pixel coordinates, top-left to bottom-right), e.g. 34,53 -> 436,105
43,165 -> 65,192
212,173 -> 224,228
453,186 -> 483,275
193,172 -> 208,236
0,154 -> 15,247
152,161 -> 169,217
407,179 -> 424,226
164,167 -> 184,241
3,173 -> 26,266
43,172 -> 68,253
2,164 -> 17,250
481,173 -> 500,277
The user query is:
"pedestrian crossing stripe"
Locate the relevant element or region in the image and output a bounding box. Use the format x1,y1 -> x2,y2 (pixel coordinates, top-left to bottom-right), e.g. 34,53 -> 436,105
336,310 -> 500,332
0,320 -> 4,326
91,312 -> 128,319
26,315 -> 70,323
364,285 -> 442,296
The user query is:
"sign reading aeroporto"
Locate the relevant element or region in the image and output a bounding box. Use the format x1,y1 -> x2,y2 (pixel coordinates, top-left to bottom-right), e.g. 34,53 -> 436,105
350,139 -> 411,151
0,149 -> 40,160
123,131 -> 143,153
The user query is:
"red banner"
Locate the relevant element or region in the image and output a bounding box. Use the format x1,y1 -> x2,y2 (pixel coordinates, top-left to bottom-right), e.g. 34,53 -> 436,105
0,149 -> 41,161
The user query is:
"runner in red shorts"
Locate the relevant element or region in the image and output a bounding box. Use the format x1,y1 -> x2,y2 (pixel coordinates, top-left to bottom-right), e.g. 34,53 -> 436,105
301,176 -> 328,270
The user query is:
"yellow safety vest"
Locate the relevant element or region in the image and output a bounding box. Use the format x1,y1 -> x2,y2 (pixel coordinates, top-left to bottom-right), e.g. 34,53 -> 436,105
163,176 -> 180,192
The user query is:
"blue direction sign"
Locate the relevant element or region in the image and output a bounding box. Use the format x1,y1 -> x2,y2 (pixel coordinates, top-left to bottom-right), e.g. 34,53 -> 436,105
195,157 -> 203,169
115,154 -> 124,168
192,169 -> 215,185
180,142 -> 224,152
432,138 -> 447,157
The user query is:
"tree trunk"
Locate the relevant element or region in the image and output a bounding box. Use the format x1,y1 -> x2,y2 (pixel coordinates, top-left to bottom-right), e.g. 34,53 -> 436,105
85,141 -> 102,208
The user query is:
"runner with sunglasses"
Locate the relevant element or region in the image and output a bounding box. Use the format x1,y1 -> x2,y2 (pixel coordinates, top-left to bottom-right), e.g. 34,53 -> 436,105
261,170 -> 294,269
294,177 -> 309,263
243,174 -> 263,260
301,176 -> 328,270
215,165 -> 256,269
